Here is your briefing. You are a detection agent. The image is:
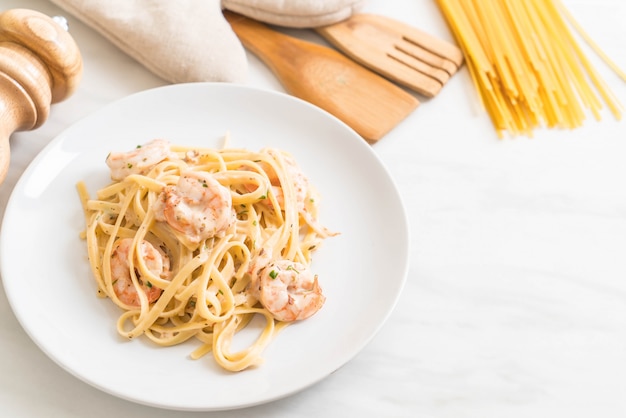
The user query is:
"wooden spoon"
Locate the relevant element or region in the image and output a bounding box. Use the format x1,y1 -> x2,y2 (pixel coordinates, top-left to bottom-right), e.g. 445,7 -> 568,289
0,9 -> 83,186
223,11 -> 419,142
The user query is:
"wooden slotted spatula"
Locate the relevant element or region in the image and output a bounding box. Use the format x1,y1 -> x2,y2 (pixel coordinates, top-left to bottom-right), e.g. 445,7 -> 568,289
316,14 -> 464,98
223,11 -> 419,142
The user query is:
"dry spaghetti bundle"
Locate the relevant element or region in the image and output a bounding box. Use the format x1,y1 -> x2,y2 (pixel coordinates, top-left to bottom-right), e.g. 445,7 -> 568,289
435,0 -> 624,137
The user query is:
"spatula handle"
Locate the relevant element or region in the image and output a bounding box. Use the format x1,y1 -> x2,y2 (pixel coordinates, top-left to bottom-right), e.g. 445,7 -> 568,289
223,10 -> 316,88
0,9 -> 82,185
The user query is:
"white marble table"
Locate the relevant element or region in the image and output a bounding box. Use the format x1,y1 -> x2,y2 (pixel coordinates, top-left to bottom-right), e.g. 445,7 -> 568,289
1,0 -> 626,416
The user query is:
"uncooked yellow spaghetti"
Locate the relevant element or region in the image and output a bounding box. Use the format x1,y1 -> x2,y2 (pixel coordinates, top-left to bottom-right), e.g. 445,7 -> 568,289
77,139 -> 337,371
435,0 -> 624,137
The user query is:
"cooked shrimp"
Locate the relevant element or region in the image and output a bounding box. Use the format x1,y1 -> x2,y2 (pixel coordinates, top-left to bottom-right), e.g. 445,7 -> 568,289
106,139 -> 173,181
153,171 -> 235,243
267,150 -> 309,211
258,151 -> 337,238
110,238 -> 171,307
242,150 -> 309,210
257,259 -> 325,322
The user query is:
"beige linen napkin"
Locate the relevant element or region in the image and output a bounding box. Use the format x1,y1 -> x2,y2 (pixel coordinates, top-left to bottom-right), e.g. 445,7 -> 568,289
49,0 -> 364,84
222,0 -> 365,28
49,0 -> 247,84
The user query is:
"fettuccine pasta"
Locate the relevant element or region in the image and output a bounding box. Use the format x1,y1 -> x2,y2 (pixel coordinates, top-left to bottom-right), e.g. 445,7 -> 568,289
77,138 -> 337,372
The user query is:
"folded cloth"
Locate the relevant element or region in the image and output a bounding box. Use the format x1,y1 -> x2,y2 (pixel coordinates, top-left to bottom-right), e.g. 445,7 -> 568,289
48,0 -> 363,84
49,0 -> 248,84
222,0 -> 365,28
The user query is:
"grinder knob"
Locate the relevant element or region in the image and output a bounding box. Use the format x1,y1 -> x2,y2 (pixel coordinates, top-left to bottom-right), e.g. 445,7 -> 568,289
0,8 -> 82,185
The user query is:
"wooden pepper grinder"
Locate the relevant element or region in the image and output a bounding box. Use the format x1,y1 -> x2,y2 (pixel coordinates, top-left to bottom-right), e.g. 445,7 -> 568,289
0,8 -> 82,185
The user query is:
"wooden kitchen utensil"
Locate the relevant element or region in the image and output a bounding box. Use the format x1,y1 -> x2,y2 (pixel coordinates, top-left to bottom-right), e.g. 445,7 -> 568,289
0,9 -> 83,186
223,11 -> 419,142
316,14 -> 464,98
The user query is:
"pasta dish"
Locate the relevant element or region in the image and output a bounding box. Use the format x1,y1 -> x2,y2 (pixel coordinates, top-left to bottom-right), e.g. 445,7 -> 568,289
76,138 -> 337,372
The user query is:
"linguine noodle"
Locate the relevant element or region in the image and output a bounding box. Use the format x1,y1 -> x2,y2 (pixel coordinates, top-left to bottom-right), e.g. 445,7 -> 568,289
77,139 -> 336,371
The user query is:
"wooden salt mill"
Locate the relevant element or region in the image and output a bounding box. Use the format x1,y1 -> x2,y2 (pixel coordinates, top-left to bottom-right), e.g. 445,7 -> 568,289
0,8 -> 82,185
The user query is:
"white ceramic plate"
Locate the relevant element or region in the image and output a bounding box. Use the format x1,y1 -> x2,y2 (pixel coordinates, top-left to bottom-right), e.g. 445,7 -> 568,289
0,83 -> 409,411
